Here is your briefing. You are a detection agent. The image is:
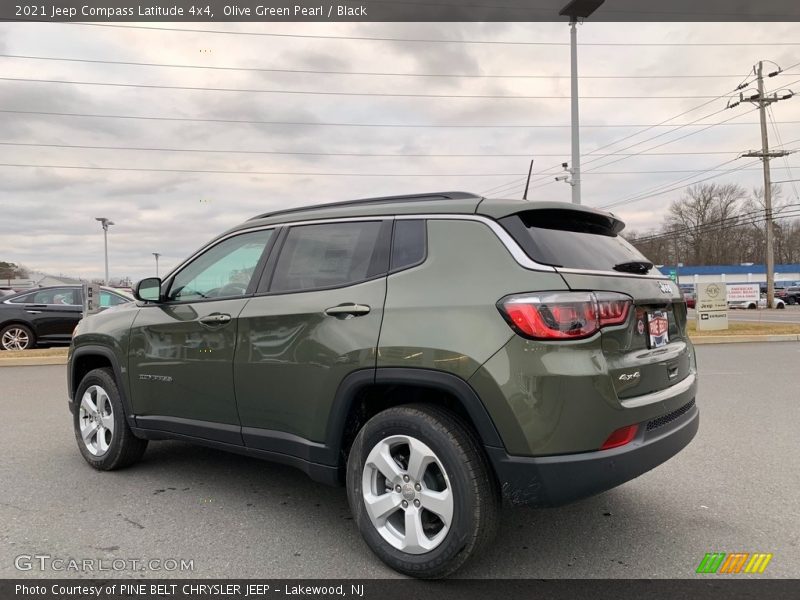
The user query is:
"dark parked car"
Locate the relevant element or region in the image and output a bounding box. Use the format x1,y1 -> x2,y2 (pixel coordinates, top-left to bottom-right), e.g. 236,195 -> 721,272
783,286 -> 800,305
0,285 -> 132,350
68,192 -> 698,578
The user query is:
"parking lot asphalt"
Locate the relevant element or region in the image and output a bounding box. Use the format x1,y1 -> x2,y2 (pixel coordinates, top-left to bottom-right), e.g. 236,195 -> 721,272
2,343 -> 799,579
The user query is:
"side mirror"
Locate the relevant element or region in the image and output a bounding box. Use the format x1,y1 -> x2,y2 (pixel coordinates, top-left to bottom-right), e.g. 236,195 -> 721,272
134,277 -> 163,303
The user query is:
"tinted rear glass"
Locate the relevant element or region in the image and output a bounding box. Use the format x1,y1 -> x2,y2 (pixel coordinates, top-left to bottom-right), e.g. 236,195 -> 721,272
391,220 -> 427,271
500,209 -> 651,271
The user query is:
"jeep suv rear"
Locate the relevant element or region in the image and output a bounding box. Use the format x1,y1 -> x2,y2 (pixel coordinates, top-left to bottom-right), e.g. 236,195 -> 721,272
67,192 -> 698,578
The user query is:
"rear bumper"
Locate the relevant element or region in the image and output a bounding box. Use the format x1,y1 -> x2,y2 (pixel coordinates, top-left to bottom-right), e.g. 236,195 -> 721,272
486,401 -> 699,507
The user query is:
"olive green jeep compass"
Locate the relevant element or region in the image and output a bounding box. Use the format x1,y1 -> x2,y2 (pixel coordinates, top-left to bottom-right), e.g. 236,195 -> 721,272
68,192 -> 698,578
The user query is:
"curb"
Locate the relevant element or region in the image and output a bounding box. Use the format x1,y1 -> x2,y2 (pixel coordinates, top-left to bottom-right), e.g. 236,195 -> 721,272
0,356 -> 68,367
690,334 -> 800,345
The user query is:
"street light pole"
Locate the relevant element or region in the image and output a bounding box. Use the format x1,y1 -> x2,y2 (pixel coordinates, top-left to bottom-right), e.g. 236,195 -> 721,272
569,17 -> 581,205
559,0 -> 605,205
95,217 -> 114,285
153,252 -> 161,277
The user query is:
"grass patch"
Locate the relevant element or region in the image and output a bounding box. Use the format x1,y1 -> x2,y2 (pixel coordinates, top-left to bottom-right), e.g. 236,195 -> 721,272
0,347 -> 69,357
688,321 -> 800,337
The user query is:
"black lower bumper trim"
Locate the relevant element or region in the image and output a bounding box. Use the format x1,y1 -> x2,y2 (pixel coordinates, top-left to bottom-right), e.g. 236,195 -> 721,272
486,403 -> 699,507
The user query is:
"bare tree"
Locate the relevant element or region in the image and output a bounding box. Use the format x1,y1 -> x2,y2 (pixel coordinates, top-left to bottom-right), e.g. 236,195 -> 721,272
664,183 -> 747,265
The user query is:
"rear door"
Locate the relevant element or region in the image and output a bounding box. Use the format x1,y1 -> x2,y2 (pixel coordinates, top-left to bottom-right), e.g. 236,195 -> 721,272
234,219 -> 391,450
26,287 -> 83,340
499,208 -> 691,404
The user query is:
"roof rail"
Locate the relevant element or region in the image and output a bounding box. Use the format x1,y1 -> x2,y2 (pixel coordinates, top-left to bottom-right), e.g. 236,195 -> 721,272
248,191 -> 482,221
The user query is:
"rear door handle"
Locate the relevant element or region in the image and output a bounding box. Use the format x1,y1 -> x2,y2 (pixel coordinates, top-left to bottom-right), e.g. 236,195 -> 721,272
25,310 -> 42,314
198,313 -> 232,326
325,303 -> 371,318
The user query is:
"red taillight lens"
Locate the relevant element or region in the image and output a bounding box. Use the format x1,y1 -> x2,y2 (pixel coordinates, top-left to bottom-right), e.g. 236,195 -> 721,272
499,291 -> 631,340
600,424 -> 639,450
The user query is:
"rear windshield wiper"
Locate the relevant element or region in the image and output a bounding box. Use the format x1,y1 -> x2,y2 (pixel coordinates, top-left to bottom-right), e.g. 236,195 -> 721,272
613,260 -> 653,274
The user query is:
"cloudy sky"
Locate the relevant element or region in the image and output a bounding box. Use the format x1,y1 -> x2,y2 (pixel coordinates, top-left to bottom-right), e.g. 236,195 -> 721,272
1,20 -> 799,281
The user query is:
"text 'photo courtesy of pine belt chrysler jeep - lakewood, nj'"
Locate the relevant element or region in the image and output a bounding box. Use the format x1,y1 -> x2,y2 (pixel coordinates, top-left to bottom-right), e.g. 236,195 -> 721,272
67,192 -> 699,578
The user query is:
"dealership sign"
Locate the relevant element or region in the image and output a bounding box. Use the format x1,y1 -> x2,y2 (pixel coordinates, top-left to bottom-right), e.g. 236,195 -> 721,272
696,282 -> 728,331
726,283 -> 760,303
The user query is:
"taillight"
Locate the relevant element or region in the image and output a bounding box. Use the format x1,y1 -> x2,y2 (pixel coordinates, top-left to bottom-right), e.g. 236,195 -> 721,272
498,291 -> 631,340
600,424 -> 639,450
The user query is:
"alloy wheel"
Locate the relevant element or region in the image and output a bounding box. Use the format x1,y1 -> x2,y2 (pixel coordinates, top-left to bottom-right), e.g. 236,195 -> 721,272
79,385 -> 115,457
1,327 -> 30,350
361,435 -> 454,554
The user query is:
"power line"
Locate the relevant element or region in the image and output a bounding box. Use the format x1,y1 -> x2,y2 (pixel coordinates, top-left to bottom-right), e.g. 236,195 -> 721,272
0,141 -> 766,159
521,105 -> 756,195
2,160 -> 792,177
630,205 -> 800,245
0,76 -> 735,100
480,73 -> 757,195
768,104 -> 800,200
2,53 -> 797,80
630,204 -> 798,243
5,108 -> 794,130
36,22 -> 800,47
483,70 -> 800,196
600,158 -> 757,209
0,163 -> 531,177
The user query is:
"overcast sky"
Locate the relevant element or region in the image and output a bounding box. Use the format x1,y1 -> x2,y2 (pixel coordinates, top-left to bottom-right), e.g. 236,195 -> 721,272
1,21 -> 799,281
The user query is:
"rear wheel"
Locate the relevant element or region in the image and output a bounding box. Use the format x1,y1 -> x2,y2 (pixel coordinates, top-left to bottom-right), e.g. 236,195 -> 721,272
0,324 -> 35,350
73,368 -> 148,470
346,404 -> 498,578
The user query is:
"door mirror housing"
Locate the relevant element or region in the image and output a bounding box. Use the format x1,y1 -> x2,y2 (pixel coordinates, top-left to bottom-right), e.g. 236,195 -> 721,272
134,277 -> 163,303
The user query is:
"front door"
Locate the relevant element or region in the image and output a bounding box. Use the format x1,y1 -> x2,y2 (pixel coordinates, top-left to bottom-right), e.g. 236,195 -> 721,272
128,229 -> 275,444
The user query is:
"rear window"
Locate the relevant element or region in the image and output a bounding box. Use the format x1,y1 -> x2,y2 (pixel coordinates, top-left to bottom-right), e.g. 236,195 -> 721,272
500,209 -> 651,272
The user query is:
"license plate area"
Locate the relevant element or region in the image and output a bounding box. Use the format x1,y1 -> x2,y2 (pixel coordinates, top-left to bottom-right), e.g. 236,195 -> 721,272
647,310 -> 670,348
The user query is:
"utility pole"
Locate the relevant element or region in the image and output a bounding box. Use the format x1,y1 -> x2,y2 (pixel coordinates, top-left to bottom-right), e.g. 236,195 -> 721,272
152,252 -> 161,277
523,160 -> 534,200
737,60 -> 795,308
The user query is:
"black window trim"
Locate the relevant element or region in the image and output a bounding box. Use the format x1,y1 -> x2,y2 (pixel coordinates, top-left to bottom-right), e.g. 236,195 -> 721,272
388,218 -> 428,275
253,218 -> 393,297
157,228 -> 279,306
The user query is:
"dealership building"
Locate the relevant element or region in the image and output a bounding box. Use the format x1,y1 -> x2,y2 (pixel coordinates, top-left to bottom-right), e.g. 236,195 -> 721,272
662,263 -> 800,287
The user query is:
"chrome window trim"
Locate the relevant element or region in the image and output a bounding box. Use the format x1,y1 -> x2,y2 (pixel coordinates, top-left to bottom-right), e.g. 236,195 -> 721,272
163,213 -> 673,281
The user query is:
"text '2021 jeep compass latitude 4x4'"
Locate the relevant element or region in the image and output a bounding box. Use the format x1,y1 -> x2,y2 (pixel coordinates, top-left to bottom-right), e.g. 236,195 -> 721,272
68,192 -> 698,578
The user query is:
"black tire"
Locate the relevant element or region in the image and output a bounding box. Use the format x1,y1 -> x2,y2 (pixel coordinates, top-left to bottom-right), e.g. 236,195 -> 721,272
777,303 -> 785,310
346,404 -> 499,579
0,323 -> 36,350
73,368 -> 148,470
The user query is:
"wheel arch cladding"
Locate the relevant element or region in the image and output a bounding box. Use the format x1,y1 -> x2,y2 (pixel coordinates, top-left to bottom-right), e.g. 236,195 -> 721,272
327,368 -> 504,470
70,346 -> 135,425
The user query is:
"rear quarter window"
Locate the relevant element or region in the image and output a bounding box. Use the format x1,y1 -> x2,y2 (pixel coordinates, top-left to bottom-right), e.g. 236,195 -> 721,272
499,209 -> 651,272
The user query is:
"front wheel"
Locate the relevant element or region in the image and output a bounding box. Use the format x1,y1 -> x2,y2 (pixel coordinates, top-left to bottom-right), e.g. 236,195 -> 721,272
346,405 -> 498,578
73,368 -> 148,470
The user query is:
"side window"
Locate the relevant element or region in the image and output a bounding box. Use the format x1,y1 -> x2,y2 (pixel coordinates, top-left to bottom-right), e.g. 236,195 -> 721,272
32,288 -> 81,305
270,221 -> 386,293
100,291 -> 127,307
391,220 -> 427,271
9,291 -> 35,304
167,230 -> 273,302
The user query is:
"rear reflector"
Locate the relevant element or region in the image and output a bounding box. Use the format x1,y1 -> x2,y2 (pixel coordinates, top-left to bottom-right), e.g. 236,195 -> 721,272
497,291 -> 631,340
600,424 -> 639,450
